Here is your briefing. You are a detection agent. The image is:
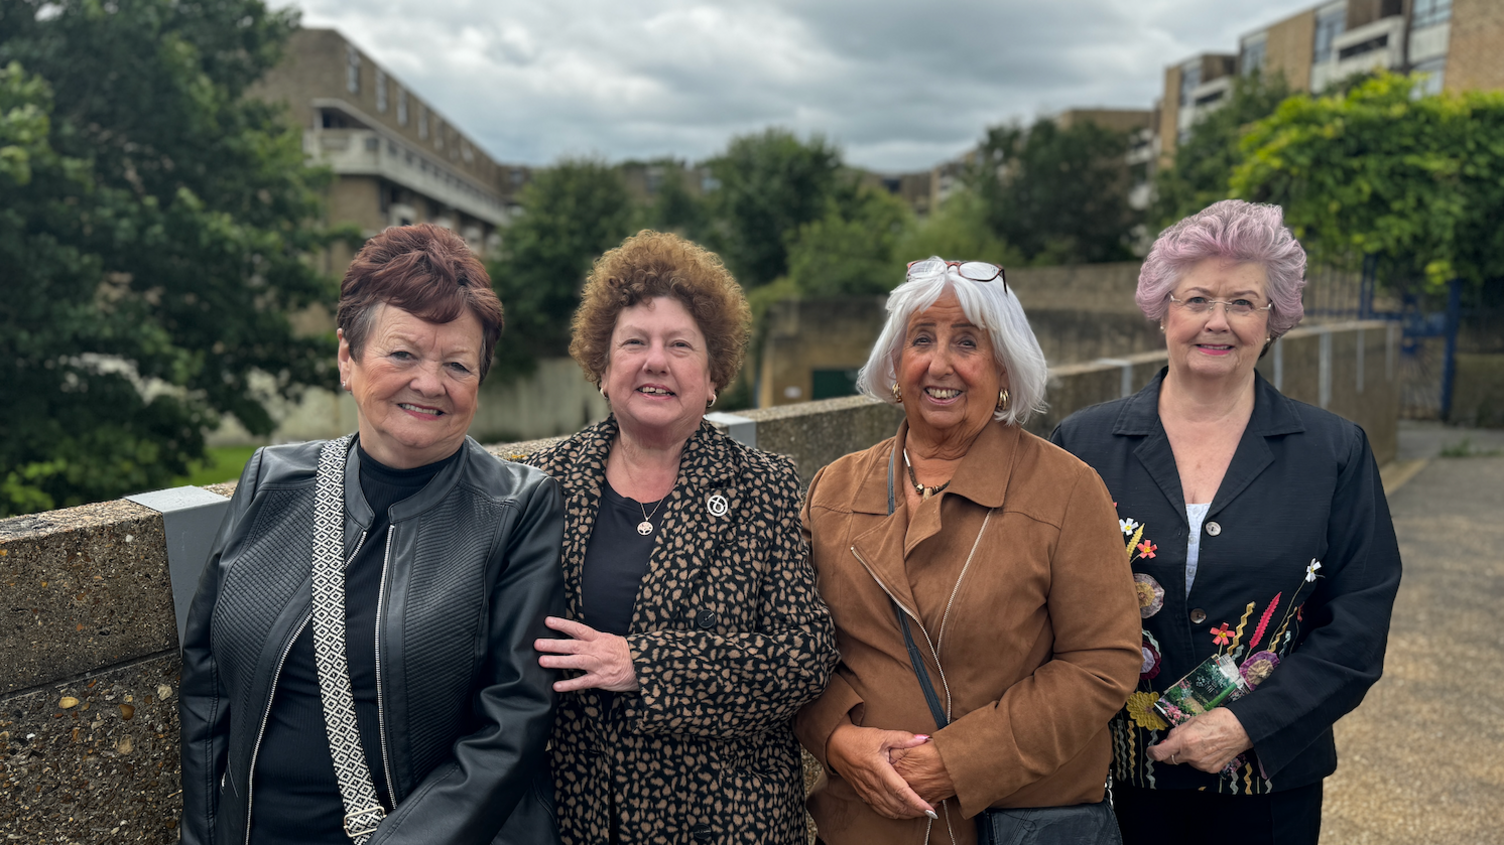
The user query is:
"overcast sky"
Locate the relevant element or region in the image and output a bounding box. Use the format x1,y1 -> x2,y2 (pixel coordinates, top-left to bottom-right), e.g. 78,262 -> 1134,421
272,0 -> 1316,173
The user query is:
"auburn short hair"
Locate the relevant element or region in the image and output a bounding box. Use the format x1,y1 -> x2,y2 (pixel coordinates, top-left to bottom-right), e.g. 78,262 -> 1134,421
336,224 -> 504,381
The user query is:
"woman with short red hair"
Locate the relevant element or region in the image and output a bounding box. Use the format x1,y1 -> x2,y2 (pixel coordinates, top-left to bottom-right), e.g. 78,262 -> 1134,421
180,224 -> 565,845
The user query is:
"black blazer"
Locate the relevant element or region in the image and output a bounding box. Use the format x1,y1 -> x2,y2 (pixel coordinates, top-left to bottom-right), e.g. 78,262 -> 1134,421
1051,369 -> 1401,793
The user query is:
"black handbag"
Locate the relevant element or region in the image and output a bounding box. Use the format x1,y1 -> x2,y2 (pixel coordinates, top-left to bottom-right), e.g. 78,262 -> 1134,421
892,604 -> 1122,845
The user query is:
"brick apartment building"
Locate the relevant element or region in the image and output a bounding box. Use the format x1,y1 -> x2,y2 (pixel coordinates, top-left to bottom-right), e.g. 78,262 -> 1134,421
248,28 -> 532,271
1159,0 -> 1503,160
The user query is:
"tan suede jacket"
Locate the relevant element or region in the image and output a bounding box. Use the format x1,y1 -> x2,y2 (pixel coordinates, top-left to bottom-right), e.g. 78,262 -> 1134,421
795,421 -> 1142,845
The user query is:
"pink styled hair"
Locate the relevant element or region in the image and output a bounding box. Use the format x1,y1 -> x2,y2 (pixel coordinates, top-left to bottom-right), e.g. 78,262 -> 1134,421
1136,200 -> 1306,338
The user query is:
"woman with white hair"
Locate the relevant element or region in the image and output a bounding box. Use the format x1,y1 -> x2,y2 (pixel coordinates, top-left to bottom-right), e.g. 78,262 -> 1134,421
795,258 -> 1142,845
1051,201 -> 1402,844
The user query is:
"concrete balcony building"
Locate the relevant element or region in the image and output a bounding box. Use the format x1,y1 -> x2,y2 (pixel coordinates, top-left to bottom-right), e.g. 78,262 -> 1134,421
249,28 -> 530,270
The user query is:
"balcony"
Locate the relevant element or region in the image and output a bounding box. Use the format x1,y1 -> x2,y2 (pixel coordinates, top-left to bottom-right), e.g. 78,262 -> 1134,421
305,128 -> 507,225
1313,16 -> 1407,91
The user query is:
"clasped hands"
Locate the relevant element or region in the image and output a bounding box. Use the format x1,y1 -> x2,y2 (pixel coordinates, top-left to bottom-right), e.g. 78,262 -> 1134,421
825,723 -> 955,820
535,616 -> 640,693
1146,707 -> 1252,773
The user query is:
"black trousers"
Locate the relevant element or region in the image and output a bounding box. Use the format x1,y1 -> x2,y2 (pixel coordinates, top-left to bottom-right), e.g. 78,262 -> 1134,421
1113,781 -> 1323,845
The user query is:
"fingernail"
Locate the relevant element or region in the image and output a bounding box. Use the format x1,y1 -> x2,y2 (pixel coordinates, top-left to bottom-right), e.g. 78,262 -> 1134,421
914,734 -> 930,741
925,809 -> 938,820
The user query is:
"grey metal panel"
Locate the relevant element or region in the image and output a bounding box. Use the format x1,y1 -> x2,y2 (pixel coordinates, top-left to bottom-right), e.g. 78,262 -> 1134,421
125,486 -> 231,646
704,412 -> 757,449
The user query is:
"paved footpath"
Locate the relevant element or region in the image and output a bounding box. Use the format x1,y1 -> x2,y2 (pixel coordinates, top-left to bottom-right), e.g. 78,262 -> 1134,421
1322,422 -> 1504,844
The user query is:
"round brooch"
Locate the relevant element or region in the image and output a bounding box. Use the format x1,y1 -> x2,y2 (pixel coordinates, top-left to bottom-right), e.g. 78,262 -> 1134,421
706,494 -> 729,517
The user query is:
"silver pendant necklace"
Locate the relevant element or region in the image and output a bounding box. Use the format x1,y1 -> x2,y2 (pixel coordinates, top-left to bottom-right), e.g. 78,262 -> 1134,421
620,450 -> 673,535
635,494 -> 667,536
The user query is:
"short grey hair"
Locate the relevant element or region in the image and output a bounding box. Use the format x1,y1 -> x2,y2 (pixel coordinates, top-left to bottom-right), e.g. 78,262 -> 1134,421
856,259 -> 1048,425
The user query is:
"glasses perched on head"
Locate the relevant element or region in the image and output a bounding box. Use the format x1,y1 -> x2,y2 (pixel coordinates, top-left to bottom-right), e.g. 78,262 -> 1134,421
907,258 -> 1007,290
1169,293 -> 1272,318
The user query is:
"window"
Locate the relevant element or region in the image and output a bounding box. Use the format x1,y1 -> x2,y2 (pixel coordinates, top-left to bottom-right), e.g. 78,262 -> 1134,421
1413,0 -> 1452,29
346,46 -> 361,94
1194,89 -> 1225,107
1178,63 -> 1201,107
375,70 -> 387,112
434,119 -> 444,150
1314,7 -> 1345,64
397,89 -> 408,126
1338,33 -> 1387,61
1240,37 -> 1267,76
419,105 -> 428,140
1412,56 -> 1446,96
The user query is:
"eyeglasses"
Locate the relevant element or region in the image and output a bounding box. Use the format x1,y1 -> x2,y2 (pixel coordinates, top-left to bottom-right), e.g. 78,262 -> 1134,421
907,258 -> 1008,290
1169,293 -> 1272,318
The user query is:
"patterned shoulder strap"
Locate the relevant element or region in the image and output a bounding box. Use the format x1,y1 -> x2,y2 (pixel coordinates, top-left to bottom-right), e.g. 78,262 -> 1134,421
310,435 -> 386,842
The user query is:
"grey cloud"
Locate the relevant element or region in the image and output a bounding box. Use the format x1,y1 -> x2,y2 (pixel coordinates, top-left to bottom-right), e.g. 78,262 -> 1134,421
279,0 -> 1317,171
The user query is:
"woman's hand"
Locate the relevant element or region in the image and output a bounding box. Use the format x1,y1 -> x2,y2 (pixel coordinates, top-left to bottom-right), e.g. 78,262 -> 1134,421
825,723 -> 937,820
890,739 -> 956,805
1148,708 -> 1252,773
535,616 -> 640,693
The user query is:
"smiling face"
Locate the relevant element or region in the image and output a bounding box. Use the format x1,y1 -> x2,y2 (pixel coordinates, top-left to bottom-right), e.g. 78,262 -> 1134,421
602,296 -> 714,447
338,302 -> 482,469
896,289 -> 1006,453
1163,258 -> 1271,387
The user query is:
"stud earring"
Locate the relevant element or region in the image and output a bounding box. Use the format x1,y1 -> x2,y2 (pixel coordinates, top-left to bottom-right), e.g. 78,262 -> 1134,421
891,382 -> 903,402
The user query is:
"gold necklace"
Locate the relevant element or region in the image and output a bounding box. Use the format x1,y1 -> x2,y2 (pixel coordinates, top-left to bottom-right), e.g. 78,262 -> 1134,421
903,449 -> 951,500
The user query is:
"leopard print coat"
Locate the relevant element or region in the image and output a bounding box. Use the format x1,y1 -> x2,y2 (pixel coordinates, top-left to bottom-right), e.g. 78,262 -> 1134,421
523,417 -> 837,845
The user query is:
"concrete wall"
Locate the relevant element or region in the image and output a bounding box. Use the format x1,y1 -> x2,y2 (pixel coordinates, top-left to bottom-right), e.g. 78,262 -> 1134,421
754,262 -> 1153,407
210,356 -> 611,447
1450,353 -> 1504,428
0,321 -> 1396,841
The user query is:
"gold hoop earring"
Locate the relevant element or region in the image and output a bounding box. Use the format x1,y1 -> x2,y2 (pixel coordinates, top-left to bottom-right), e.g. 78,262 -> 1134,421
891,382 -> 903,403
996,388 -> 1011,413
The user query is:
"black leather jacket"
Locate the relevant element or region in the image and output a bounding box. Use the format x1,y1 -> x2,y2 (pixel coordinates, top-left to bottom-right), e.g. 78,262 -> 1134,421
179,436 -> 565,845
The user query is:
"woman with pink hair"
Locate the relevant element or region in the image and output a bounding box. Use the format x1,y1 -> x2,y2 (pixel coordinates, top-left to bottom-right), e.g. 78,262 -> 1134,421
1051,200 -> 1401,844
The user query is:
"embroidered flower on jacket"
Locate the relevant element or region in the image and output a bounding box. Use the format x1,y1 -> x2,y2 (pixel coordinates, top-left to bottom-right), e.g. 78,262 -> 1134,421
1120,518 -> 1140,535
1133,573 -> 1165,619
1126,691 -> 1170,731
1135,539 -> 1158,560
1140,637 -> 1162,681
1239,651 -> 1280,688
1306,559 -> 1323,582
1210,623 -> 1234,646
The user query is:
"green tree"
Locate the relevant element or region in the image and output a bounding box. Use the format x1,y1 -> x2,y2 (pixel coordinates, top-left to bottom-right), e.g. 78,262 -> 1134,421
782,187 -> 912,298
642,159 -> 709,241
895,189 -> 1020,270
703,128 -> 848,287
1231,73 -> 1504,287
0,0 -> 339,516
972,117 -> 1138,265
1151,70 -> 1292,230
488,158 -> 635,380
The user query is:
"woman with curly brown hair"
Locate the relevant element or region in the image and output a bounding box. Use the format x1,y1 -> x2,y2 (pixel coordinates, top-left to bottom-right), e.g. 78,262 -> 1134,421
526,230 -> 837,844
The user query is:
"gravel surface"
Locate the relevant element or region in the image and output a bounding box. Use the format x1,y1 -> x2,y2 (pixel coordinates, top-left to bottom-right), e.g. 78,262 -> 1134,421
1322,422 -> 1504,844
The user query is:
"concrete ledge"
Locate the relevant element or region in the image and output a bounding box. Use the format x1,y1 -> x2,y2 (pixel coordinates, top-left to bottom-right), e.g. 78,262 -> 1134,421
1,499 -> 177,698
0,652 -> 182,842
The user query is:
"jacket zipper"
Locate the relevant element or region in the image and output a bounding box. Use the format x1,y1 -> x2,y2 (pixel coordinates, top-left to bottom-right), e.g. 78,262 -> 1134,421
374,526 -> 398,806
244,529 -> 367,845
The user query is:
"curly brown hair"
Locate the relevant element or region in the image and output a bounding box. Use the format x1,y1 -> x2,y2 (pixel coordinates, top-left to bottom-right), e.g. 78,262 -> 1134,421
571,230 -> 750,391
